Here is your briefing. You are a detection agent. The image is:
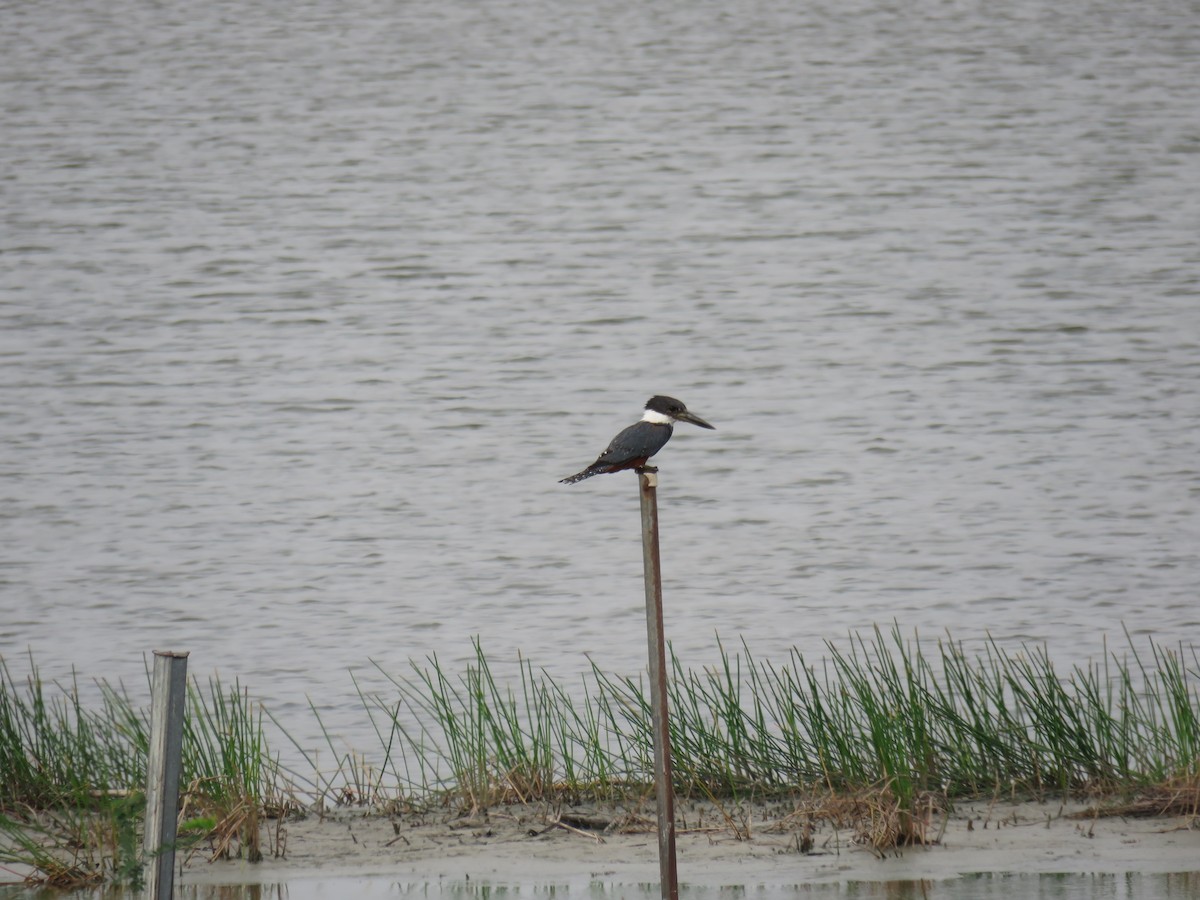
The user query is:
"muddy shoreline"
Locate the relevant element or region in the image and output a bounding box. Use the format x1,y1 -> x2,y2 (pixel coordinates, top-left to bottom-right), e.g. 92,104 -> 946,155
177,799 -> 1200,888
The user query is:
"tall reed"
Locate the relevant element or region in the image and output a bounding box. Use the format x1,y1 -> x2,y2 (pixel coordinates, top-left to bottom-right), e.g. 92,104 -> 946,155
358,627 -> 1200,819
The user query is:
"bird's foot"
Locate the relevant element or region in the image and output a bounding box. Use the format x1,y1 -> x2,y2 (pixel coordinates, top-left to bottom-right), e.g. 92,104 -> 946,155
635,465 -> 659,474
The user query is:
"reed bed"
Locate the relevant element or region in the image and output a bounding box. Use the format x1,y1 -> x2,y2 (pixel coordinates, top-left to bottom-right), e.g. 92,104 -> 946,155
360,627 -> 1200,817
2,628 -> 1198,886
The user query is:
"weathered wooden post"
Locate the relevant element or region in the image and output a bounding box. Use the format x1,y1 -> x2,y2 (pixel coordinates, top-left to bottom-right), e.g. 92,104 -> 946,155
638,468 -> 679,900
143,650 -> 189,900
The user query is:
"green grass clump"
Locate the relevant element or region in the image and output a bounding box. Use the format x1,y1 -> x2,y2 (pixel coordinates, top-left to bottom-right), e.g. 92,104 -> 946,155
0,657 -> 290,887
355,627 -> 1200,838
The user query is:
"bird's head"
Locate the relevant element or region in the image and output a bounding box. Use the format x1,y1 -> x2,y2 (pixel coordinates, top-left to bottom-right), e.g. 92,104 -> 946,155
644,395 -> 715,430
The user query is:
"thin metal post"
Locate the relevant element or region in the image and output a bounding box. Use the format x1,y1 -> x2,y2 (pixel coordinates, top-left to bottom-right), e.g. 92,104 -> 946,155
638,469 -> 679,900
144,650 -> 189,900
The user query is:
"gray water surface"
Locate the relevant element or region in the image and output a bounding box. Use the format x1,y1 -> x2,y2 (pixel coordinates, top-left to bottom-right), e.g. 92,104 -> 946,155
2,0 -> 1199,761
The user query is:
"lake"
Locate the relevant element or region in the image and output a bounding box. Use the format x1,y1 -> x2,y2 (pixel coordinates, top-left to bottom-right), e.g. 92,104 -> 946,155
2,0 -> 1198,767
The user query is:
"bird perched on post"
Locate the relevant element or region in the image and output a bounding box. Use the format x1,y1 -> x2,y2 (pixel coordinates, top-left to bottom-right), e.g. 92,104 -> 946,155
559,395 -> 715,485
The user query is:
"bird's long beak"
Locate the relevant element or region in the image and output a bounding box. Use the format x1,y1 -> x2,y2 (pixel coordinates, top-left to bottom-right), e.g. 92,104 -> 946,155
678,410 -> 715,430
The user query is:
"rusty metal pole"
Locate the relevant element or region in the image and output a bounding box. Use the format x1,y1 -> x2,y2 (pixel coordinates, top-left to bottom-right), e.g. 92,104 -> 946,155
638,468 -> 679,900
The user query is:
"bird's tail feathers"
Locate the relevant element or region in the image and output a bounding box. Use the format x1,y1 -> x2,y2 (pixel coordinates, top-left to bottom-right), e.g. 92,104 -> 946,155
559,468 -> 598,484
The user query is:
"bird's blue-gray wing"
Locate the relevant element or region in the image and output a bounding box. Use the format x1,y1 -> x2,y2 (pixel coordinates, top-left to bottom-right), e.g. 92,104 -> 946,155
594,422 -> 672,467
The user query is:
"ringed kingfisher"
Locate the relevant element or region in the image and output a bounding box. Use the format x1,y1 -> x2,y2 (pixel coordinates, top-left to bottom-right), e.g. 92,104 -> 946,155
560,395 -> 715,485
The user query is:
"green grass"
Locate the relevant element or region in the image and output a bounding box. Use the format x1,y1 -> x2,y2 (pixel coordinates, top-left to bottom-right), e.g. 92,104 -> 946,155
0,657 -> 292,887
3,628 -> 1199,884
356,627 -> 1199,812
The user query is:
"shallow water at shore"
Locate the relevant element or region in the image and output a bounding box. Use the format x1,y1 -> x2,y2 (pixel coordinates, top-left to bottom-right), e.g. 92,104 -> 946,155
6,872 -> 1200,899
174,872 -> 1200,899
